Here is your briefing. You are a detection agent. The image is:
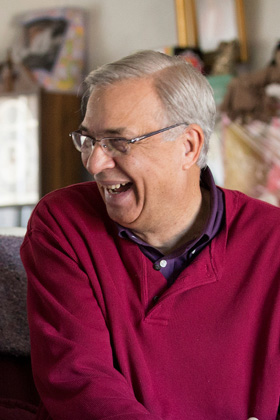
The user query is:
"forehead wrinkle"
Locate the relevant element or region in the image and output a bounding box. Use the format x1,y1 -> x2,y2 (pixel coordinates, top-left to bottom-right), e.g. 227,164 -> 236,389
85,78 -> 165,137
123,84 -> 161,119
79,122 -> 134,138
105,77 -> 162,116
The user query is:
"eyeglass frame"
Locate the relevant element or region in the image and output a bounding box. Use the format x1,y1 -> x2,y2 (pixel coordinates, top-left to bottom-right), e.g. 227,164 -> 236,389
69,122 -> 188,155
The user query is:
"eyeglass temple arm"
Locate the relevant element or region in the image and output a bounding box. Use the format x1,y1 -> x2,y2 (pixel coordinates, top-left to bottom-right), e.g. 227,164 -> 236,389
129,122 -> 188,144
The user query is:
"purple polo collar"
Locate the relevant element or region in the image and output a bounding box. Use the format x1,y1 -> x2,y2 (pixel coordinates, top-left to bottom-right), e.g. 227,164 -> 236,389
117,166 -> 224,285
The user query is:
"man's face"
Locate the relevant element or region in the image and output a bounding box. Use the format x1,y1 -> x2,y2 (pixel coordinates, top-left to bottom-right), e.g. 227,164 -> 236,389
81,78 -> 189,235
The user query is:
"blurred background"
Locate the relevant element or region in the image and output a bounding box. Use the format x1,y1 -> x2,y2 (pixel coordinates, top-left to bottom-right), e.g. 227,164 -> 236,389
0,0 -> 280,227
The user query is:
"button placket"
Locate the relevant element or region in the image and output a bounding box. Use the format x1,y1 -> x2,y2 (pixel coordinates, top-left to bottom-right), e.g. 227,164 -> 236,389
153,259 -> 168,271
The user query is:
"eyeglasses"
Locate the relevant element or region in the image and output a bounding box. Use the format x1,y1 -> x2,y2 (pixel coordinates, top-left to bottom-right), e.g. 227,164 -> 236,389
69,122 -> 188,157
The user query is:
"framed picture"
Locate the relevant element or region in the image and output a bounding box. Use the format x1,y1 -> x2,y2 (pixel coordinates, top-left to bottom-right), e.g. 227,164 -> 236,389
17,7 -> 87,93
174,0 -> 247,61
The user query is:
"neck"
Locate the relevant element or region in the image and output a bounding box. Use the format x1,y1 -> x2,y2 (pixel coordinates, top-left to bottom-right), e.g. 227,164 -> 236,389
132,186 -> 211,255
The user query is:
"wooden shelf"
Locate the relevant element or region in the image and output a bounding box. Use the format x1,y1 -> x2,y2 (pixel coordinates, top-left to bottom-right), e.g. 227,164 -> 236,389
40,90 -> 83,197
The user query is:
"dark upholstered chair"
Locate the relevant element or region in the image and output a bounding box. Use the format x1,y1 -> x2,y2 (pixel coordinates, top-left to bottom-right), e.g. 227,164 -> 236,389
0,233 -> 39,419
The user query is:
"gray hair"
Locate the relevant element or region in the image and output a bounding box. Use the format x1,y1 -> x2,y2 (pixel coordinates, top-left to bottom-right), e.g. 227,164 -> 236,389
83,50 -> 216,168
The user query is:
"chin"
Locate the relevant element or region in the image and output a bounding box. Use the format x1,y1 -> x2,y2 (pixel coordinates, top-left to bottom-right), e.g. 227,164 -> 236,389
106,209 -> 136,228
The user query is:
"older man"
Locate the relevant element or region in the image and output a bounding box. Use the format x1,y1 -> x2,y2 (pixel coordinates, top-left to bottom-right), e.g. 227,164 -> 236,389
21,51 -> 280,420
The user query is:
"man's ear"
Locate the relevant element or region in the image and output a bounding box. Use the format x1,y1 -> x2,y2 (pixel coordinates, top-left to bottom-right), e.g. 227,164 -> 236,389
182,124 -> 204,170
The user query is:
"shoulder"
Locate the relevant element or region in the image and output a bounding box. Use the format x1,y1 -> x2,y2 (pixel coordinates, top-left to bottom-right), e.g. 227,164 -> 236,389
222,187 -> 280,215
41,181 -> 101,205
222,187 -> 280,236
27,182 -> 110,233
35,181 -> 104,213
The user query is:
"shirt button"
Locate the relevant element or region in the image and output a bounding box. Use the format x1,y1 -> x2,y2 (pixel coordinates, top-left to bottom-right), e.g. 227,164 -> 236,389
153,263 -> 161,271
159,259 -> 167,268
153,295 -> 159,303
191,249 -> 196,255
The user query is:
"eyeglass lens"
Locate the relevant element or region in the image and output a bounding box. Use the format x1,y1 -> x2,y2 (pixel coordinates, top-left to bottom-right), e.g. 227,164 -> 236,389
73,133 -> 130,155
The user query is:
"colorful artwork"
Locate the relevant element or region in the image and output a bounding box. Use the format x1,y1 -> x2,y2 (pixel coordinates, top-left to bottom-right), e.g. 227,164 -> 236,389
18,8 -> 86,93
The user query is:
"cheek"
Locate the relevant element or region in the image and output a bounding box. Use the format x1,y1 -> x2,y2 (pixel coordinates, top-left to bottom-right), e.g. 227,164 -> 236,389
81,153 -> 91,171
81,154 -> 87,166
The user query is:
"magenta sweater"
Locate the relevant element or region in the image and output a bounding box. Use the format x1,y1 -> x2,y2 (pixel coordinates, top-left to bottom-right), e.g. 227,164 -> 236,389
20,182 -> 280,420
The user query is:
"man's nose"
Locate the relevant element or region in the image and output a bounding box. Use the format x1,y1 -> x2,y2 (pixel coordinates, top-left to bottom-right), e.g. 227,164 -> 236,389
84,145 -> 116,175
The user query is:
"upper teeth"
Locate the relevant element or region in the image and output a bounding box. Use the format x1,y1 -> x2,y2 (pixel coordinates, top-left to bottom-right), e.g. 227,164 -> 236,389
107,183 -> 127,190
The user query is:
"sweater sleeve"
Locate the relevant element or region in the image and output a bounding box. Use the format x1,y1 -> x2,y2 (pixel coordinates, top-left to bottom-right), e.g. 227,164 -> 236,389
21,217 -> 161,420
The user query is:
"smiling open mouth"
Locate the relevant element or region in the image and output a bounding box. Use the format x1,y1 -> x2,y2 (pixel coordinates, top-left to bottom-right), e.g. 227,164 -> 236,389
105,182 -> 133,194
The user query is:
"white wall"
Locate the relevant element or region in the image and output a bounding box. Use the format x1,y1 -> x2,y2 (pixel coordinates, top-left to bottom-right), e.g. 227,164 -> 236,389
0,0 -> 177,72
244,0 -> 280,69
1,0 -> 279,72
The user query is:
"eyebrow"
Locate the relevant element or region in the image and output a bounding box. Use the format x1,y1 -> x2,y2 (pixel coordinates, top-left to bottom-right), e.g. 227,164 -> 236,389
78,124 -> 130,137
